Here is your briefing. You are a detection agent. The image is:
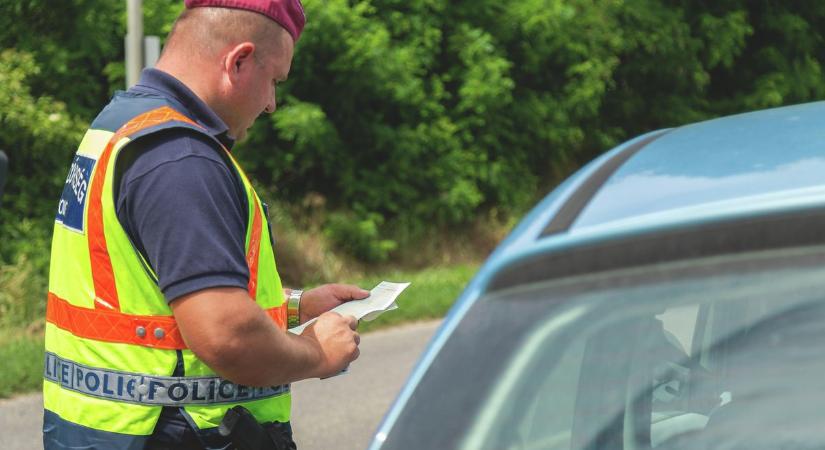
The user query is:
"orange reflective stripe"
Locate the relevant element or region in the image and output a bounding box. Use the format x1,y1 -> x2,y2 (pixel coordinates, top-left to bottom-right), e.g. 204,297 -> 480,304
87,106 -> 201,312
47,292 -> 288,348
245,196 -> 288,330
267,303 -> 288,331
247,195 -> 263,300
87,135 -> 119,311
47,292 -> 187,350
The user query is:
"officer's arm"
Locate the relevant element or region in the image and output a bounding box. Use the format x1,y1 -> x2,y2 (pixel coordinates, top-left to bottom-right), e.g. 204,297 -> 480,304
170,286 -> 360,386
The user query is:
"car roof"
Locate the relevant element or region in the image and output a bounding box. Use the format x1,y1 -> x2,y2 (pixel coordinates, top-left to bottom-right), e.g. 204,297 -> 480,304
497,101 -> 825,260
369,102 -> 825,449
575,101 -> 825,230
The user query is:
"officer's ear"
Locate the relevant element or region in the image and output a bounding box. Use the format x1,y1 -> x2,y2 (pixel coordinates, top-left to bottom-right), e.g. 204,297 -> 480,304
224,42 -> 256,79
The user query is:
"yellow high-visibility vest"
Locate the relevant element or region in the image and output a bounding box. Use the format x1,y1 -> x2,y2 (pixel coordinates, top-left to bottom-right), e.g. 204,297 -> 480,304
44,102 -> 290,448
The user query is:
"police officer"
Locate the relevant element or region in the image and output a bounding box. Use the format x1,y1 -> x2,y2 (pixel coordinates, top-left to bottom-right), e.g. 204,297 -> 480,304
44,1 -> 364,448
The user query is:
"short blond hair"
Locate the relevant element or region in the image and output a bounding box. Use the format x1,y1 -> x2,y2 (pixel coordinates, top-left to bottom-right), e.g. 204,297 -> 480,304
163,7 -> 289,60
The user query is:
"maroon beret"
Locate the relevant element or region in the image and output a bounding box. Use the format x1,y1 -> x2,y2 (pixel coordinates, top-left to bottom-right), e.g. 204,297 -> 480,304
184,0 -> 306,42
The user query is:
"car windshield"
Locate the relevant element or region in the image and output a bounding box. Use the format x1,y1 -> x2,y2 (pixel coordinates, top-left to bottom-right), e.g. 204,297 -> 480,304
381,245 -> 825,450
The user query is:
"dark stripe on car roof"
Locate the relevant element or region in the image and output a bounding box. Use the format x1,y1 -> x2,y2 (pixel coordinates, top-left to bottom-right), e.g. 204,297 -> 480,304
541,130 -> 669,236
491,206 -> 825,291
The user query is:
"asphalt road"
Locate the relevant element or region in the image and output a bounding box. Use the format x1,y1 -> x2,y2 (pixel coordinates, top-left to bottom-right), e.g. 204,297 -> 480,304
0,320 -> 441,450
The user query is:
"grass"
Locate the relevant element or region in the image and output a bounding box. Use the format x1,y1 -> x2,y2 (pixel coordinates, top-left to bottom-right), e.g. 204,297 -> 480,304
347,263 -> 478,333
0,263 -> 478,399
0,330 -> 44,399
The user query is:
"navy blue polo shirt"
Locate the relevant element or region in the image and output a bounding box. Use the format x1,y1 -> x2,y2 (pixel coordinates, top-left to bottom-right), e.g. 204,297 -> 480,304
116,69 -> 263,447
116,68 -> 250,303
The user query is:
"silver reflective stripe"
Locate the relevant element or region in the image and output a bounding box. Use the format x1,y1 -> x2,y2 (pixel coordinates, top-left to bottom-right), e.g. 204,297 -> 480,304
43,352 -> 289,407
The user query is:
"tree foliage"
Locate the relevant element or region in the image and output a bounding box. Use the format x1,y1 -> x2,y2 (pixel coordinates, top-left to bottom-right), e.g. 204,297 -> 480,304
3,0 -> 825,263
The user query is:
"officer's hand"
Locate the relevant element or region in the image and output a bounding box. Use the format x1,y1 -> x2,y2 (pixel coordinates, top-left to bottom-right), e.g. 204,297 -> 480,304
299,284 -> 369,324
301,311 -> 360,378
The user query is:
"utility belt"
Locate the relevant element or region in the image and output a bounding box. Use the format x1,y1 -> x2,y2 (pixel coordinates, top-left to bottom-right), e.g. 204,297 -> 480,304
220,406 -> 297,450
43,352 -> 290,406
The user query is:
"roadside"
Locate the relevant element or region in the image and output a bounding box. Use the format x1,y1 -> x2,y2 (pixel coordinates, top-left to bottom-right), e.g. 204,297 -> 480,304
0,320 -> 442,450
0,263 -> 474,398
0,393 -> 41,450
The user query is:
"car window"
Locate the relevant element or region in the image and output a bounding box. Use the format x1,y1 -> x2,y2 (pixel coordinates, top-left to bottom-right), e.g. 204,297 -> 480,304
455,247 -> 825,450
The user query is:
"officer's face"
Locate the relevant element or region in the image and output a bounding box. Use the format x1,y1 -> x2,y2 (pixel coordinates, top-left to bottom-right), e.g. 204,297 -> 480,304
226,30 -> 294,141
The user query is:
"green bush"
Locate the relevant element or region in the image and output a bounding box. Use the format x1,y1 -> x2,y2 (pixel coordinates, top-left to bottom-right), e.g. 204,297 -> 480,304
5,0 -> 825,273
0,254 -> 48,330
0,332 -> 44,398
0,49 -> 84,265
324,212 -> 398,263
235,0 -> 825,243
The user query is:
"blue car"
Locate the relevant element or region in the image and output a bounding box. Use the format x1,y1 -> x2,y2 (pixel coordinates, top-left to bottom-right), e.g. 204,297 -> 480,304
370,102 -> 825,450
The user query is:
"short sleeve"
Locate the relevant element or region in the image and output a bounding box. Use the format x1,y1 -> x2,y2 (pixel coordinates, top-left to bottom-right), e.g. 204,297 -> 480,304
115,130 -> 250,302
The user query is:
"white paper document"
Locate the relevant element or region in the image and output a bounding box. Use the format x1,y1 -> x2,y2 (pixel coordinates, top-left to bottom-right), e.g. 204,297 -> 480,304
288,281 -> 410,334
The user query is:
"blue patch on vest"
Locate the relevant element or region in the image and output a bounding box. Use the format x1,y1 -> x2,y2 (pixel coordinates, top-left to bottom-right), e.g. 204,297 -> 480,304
56,155 -> 95,233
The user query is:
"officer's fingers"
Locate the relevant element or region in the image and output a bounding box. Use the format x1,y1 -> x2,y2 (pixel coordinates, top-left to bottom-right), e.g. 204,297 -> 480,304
351,347 -> 361,362
332,283 -> 369,300
353,332 -> 361,346
349,285 -> 370,300
344,315 -> 358,330
320,310 -> 342,318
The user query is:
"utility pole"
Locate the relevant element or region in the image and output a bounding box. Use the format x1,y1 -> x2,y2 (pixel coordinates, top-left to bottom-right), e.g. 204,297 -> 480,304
125,0 -> 143,88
